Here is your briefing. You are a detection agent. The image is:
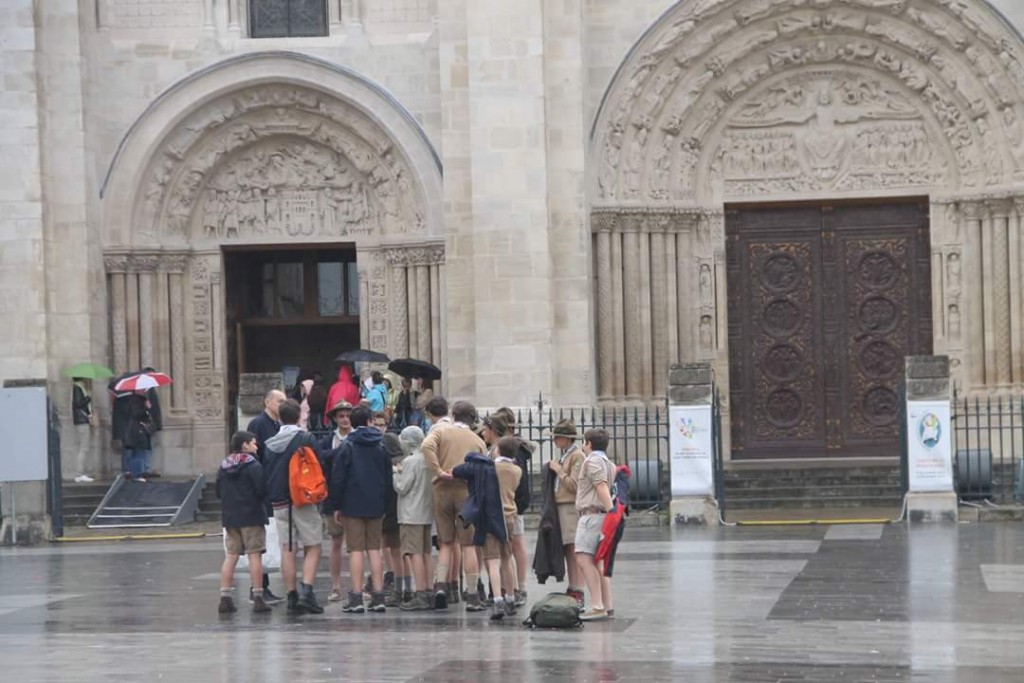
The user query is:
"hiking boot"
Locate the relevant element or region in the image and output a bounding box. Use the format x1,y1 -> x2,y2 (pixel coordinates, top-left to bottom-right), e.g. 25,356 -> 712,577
297,583 -> 324,615
341,591 -> 365,614
464,592 -> 486,612
368,591 -> 387,613
384,587 -> 402,607
607,608 -> 615,618
400,591 -> 430,611
490,599 -> 505,621
383,571 -> 395,591
513,589 -> 527,607
286,590 -> 303,614
252,594 -> 271,614
503,597 -> 517,617
580,608 -> 608,622
402,589 -> 413,604
447,582 -> 460,605
218,596 -> 237,614
432,582 -> 448,610
251,586 -> 282,605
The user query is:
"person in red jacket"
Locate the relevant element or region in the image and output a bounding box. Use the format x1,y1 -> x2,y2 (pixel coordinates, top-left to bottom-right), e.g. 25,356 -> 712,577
326,363 -> 360,411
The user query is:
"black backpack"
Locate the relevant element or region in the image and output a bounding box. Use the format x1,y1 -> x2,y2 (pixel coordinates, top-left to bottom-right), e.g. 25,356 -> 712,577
523,592 -> 582,629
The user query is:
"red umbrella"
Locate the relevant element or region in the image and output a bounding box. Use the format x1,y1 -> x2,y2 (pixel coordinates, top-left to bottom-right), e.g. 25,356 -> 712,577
113,371 -> 173,392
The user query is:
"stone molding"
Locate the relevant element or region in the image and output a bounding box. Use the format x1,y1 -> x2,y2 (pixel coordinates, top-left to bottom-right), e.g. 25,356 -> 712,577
104,252 -> 190,273
383,244 -> 445,266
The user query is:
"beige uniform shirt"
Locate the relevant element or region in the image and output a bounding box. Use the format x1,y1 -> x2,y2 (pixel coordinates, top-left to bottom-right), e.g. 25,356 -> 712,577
575,451 -> 615,512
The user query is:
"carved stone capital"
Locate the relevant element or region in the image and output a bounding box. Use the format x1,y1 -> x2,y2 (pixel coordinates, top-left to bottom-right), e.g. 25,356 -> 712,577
384,245 -> 445,267
960,201 -> 984,221
987,199 -> 1014,219
160,254 -> 189,273
131,255 -> 161,272
104,254 -> 130,273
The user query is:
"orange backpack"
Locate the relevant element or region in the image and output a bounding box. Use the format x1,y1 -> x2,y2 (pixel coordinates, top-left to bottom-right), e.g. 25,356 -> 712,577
288,445 -> 328,507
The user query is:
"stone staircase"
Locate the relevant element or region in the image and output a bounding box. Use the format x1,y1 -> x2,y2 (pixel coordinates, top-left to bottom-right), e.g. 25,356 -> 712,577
722,463 -> 903,510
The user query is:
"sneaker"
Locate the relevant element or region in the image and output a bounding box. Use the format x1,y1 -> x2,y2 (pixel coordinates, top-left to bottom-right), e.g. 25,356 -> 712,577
490,599 -> 505,620
400,591 -> 431,611
464,593 -> 486,612
252,594 -> 271,614
134,477 -> 147,483
580,608 -> 609,622
74,474 -> 94,483
327,590 -> 343,603
368,591 -> 387,613
384,587 -> 401,608
218,596 -> 237,614
263,586 -> 284,605
503,598 -> 517,617
297,583 -> 324,615
607,609 -> 615,617
341,591 -> 365,614
432,582 -> 448,610
286,590 -> 303,614
383,571 -> 395,591
513,589 -> 527,607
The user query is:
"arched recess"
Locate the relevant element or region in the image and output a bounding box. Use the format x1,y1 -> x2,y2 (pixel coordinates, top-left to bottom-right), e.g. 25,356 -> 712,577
100,52 -> 444,466
589,0 -> 1024,412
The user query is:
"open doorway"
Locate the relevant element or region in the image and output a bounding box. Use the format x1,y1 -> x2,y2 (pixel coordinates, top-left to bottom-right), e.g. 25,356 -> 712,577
224,245 -> 360,425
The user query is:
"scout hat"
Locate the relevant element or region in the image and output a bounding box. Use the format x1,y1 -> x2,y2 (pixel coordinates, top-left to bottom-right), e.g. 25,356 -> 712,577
550,418 -> 579,439
327,399 -> 353,417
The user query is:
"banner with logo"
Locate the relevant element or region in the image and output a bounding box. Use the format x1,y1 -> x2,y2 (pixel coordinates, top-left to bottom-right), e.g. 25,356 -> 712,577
906,400 -> 953,493
669,405 -> 715,497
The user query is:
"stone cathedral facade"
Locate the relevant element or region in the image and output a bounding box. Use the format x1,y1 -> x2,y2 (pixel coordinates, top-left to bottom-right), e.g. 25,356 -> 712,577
6,0 -> 1024,485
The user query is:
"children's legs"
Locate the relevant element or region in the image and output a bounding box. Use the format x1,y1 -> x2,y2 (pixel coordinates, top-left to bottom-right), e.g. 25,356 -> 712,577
435,542 -> 453,585
220,553 -> 240,591
564,544 -> 580,588
461,543 -> 479,594
388,547 -> 403,586
512,534 -> 528,588
576,552 -> 604,610
248,553 -> 264,594
500,553 -> 516,597
330,534 -> 344,593
409,553 -> 428,591
301,544 -> 321,586
368,549 -> 384,592
485,557 -> 502,601
280,543 -> 298,592
349,550 -> 365,593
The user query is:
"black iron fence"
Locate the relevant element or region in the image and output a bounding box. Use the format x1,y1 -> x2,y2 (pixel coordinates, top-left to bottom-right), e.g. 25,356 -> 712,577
711,388 -> 726,518
951,390 -> 1024,503
314,404 -> 672,511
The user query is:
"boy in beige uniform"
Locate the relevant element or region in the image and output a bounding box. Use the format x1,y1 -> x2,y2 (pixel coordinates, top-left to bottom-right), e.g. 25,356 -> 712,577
547,418 -> 586,603
574,428 -> 616,621
490,436 -> 523,619
421,398 -> 486,610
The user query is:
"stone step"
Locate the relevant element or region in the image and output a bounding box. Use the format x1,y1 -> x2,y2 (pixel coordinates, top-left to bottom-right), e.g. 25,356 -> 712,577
725,485 -> 903,500
724,475 -> 901,489
723,466 -> 900,481
724,495 -> 902,510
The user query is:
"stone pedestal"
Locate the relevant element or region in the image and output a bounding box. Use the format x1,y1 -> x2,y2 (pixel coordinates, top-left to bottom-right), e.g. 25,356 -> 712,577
667,363 -> 718,526
906,492 -> 958,524
904,356 -> 957,524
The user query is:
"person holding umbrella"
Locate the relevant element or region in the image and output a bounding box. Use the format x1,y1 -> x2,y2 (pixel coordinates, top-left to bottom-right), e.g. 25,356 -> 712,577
112,371 -> 172,481
64,363 -> 113,483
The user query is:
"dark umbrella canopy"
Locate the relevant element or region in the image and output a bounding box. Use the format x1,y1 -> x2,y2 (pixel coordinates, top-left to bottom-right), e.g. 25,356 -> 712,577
388,358 -> 442,381
335,349 -> 391,364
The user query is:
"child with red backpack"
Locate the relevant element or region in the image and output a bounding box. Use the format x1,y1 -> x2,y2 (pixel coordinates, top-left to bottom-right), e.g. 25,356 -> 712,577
263,398 -> 326,615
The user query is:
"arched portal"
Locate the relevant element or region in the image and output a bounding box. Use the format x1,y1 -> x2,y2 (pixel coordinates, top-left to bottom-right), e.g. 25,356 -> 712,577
590,0 -> 1024,458
101,52 -> 443,472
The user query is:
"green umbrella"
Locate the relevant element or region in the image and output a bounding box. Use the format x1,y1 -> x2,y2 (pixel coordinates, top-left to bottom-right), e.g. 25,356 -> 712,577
63,362 -> 115,380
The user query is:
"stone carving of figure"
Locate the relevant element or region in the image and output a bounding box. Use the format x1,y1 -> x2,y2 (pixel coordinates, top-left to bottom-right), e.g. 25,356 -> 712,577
699,315 -> 714,350
699,264 -> 712,305
948,304 -> 961,339
202,191 -> 221,239
222,191 -> 240,239
598,122 -> 624,198
265,188 -> 281,234
947,252 -> 961,295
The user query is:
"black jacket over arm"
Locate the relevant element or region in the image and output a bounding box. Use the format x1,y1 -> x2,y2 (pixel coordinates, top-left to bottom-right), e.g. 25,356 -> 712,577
532,467 -> 566,584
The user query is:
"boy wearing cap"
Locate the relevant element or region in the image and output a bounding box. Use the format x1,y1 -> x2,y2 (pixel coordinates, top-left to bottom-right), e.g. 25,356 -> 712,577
547,418 -> 586,604
320,400 -> 353,602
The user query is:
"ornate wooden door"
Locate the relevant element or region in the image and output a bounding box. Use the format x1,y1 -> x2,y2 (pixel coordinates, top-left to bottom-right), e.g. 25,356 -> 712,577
726,201 -> 931,459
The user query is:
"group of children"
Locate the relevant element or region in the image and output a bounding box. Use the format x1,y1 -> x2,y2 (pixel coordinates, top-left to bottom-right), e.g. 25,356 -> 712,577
216,390 -> 622,622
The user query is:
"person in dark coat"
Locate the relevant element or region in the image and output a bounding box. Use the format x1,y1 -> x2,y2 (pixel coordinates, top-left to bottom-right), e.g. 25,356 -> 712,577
246,388 -> 286,465
330,405 -> 394,613
122,392 -> 154,481
444,453 -> 506,547
216,430 -> 271,615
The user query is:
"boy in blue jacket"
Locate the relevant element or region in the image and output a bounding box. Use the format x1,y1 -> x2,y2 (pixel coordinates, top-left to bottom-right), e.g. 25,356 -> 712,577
331,405 -> 394,613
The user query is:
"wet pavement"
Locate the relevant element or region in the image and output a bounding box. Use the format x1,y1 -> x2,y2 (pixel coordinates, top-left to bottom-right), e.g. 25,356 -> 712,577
2,523 -> 1024,682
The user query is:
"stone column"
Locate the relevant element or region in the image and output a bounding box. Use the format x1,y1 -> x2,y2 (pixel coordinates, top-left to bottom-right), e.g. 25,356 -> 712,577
677,226 -> 695,361
622,226 -> 642,399
1014,200 -> 1024,384
228,0 -> 241,33
667,363 -> 718,525
107,260 -> 129,373
430,265 -> 441,366
390,260 -> 409,358
990,202 -> 1012,385
610,228 -> 626,397
904,356 -> 956,523
407,262 -> 419,359
650,227 -> 668,396
137,259 -> 155,367
416,265 -> 431,361
595,227 -> 613,400
125,272 -> 140,371
201,0 -> 215,30
665,229 -> 679,367
168,271 -> 186,409
638,226 -> 654,398
931,249 -> 944,342
981,205 -> 997,384
211,270 -> 224,373
962,202 -> 984,387
154,265 -> 171,377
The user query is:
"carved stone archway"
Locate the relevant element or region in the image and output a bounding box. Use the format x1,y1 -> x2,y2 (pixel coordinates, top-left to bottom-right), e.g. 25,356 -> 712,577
590,0 -> 1024,415
100,52 -> 444,472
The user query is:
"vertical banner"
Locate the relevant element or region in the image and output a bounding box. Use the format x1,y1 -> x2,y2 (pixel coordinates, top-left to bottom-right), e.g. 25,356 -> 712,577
669,405 -> 714,496
906,400 -> 953,493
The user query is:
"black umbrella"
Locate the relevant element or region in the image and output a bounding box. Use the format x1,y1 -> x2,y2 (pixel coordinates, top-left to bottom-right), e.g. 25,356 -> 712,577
335,349 -> 391,364
388,358 -> 442,381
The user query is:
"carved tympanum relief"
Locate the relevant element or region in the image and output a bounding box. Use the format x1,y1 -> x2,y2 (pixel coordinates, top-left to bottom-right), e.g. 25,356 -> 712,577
137,85 -> 427,243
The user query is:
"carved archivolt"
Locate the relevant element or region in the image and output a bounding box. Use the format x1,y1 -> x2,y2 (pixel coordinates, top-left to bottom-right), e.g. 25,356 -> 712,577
592,0 -> 1024,204
135,84 -> 428,243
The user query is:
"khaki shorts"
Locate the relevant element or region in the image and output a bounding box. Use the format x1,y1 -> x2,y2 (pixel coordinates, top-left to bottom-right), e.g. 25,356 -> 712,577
225,525 -> 266,555
274,505 -> 323,549
574,512 -> 606,556
323,513 -> 345,538
344,516 -> 383,553
557,503 -> 579,546
482,517 -> 515,561
433,482 -> 474,546
400,523 -> 432,556
383,527 -> 401,550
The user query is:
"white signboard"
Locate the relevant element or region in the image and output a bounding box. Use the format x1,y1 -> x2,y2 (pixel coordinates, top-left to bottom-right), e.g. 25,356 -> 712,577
0,387 -> 48,482
906,400 -> 953,493
669,405 -> 714,497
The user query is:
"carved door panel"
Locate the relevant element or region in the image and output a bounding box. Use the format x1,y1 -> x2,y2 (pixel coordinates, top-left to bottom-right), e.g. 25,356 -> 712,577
727,207 -> 828,458
727,201 -> 931,459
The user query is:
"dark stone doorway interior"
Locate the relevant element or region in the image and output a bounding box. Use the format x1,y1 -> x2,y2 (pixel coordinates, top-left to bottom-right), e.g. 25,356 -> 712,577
725,199 -> 933,459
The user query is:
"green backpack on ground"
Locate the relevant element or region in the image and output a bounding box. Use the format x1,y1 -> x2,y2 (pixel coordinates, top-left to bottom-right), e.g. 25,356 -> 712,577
523,592 -> 582,629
